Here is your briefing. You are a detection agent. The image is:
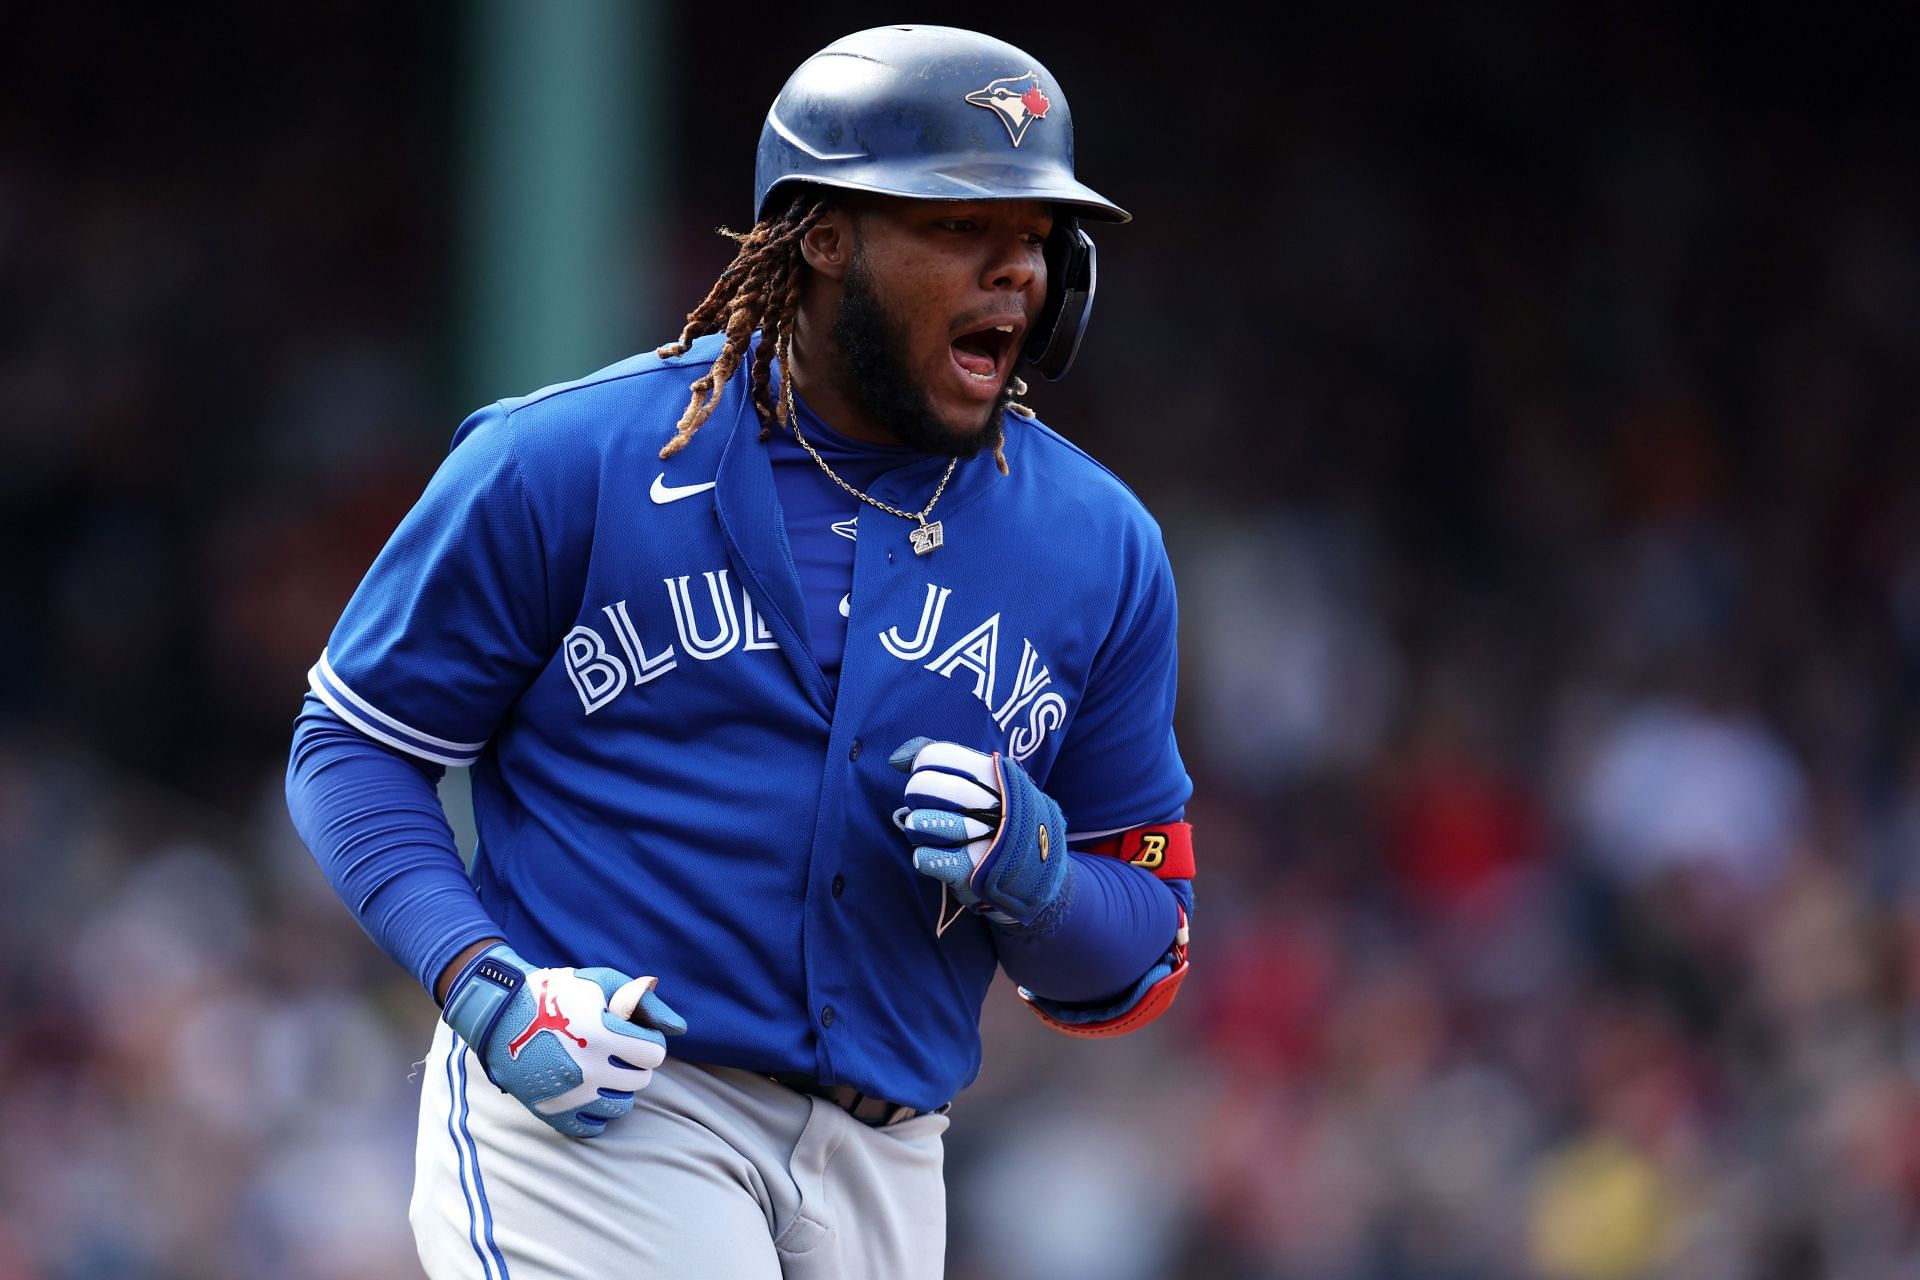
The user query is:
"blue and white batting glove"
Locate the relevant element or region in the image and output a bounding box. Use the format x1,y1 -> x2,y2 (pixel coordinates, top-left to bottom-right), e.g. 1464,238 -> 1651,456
890,737 -> 1073,930
440,943 -> 688,1139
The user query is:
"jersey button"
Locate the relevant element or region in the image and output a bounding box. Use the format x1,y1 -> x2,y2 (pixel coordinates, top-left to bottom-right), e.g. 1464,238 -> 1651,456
821,1005 -> 836,1028
848,738 -> 862,761
832,875 -> 845,898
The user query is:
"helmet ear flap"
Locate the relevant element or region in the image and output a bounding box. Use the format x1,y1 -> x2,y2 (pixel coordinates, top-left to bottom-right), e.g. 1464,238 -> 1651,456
1022,221 -> 1097,382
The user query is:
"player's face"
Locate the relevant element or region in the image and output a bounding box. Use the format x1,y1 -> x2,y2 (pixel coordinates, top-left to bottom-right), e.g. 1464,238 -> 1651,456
836,198 -> 1053,455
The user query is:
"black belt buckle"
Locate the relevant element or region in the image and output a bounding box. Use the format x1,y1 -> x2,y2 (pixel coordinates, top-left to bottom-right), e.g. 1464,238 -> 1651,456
771,1073 -> 922,1127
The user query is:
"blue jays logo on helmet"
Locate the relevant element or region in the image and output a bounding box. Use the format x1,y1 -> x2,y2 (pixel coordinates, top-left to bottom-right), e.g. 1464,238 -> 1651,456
752,25 -> 1126,225
752,26 -> 1127,382
964,72 -> 1052,148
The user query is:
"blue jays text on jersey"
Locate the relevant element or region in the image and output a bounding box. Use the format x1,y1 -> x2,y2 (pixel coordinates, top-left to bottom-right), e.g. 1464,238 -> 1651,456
561,572 -> 1069,762
307,332 -> 1191,1110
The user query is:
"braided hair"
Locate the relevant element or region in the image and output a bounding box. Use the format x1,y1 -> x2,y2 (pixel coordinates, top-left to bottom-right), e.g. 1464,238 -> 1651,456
655,190 -> 1033,472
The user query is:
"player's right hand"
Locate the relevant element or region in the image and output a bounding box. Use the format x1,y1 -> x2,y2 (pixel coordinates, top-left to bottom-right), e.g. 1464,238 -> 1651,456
440,943 -> 688,1139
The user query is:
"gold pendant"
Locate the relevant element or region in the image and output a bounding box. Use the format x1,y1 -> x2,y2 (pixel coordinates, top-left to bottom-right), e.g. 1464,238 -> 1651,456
909,520 -> 944,556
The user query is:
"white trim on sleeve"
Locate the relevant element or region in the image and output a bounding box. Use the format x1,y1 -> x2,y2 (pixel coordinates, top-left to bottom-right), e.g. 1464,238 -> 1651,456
309,650 -> 486,768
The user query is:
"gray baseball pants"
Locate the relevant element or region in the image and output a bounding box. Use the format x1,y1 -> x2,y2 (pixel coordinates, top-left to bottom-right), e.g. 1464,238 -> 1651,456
411,1021 -> 949,1279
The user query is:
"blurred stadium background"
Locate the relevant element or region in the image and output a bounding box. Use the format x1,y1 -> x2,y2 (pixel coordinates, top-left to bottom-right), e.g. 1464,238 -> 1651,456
5,3 -> 1920,1277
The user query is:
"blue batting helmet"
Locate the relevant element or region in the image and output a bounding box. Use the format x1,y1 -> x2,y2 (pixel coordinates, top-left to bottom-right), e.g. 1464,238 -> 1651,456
755,25 -> 1127,380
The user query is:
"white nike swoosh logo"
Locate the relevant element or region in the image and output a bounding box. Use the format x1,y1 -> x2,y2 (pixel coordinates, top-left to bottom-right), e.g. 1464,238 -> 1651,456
838,593 -> 852,618
651,474 -> 717,504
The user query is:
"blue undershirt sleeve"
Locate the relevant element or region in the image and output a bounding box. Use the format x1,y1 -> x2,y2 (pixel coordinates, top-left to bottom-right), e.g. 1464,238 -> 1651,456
991,850 -> 1188,1004
285,691 -> 502,995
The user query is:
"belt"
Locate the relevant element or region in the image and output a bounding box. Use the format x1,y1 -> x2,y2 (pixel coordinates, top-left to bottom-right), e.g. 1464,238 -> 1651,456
769,1073 -> 944,1128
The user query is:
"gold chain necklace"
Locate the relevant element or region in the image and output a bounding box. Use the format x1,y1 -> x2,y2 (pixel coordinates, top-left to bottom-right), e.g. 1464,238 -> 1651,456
780,347 -> 958,556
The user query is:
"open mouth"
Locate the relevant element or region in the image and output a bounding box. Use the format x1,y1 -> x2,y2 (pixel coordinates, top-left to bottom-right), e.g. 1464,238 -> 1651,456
949,319 -> 1023,389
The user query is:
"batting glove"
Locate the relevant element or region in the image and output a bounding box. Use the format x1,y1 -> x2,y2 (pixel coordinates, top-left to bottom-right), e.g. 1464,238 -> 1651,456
890,737 -> 1073,930
441,943 -> 687,1139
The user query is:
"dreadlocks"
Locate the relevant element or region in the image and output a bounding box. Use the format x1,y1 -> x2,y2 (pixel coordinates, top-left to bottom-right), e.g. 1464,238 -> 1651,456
655,191 -> 1034,473
655,194 -> 826,458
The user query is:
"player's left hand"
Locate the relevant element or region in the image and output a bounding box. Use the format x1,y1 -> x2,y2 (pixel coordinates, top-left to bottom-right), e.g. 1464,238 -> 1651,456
890,738 -> 1072,929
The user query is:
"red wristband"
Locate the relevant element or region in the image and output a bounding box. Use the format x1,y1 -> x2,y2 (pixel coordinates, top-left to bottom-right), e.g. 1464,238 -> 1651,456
1076,821 -> 1194,880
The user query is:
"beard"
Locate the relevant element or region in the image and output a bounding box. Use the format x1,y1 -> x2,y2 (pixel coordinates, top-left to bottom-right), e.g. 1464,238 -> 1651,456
830,253 -> 1007,459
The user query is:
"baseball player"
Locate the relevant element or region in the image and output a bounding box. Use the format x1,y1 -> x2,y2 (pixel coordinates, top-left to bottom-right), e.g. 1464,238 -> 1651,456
286,25 -> 1194,1280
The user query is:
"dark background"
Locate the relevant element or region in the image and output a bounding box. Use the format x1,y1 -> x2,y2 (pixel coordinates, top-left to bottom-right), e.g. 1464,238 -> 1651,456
3,4 -> 1919,1277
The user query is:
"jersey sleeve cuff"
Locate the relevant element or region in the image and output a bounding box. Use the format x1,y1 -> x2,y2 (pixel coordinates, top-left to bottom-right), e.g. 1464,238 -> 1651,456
308,648 -> 488,768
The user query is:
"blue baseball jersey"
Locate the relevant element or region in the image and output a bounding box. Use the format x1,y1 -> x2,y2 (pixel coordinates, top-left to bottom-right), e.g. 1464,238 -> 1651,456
310,332 -> 1190,1108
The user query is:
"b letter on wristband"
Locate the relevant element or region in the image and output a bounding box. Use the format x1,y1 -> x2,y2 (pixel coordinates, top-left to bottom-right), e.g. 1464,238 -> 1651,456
1077,821 -> 1195,880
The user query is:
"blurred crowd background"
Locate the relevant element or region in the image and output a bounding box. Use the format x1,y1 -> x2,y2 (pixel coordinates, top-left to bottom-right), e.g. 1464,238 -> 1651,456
4,3 -> 1918,1278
